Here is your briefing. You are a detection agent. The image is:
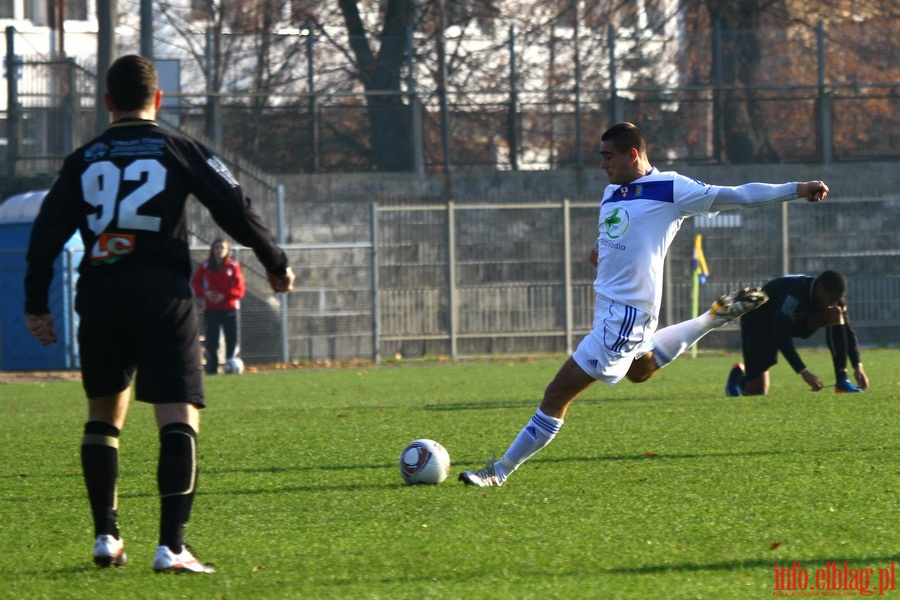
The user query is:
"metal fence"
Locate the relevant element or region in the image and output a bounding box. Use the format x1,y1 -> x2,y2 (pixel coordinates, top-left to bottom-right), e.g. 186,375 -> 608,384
3,193 -> 897,370
4,20 -> 900,178
206,194 -> 899,367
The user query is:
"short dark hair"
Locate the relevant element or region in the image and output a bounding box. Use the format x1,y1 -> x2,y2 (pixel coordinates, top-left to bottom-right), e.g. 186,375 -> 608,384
600,122 -> 647,156
815,270 -> 847,295
106,55 -> 157,112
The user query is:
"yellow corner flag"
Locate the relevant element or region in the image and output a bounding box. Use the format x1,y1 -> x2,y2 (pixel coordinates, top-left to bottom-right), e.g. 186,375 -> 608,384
691,234 -> 710,358
693,234 -> 709,286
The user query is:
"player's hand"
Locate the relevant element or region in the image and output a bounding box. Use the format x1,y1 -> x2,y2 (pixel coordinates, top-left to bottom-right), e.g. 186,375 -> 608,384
25,314 -> 58,345
801,369 -> 823,391
854,364 -> 869,391
588,249 -> 599,268
267,266 -> 295,293
797,181 -> 829,203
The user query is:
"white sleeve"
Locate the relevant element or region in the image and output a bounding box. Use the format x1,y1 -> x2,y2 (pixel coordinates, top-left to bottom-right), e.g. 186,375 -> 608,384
710,182 -> 799,210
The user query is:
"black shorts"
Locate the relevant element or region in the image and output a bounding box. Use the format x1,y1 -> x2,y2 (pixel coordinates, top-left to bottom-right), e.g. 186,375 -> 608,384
75,265 -> 205,406
740,320 -> 779,381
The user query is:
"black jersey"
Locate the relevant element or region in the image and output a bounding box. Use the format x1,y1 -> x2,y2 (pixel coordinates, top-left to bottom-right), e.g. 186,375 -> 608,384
741,275 -> 860,372
24,119 -> 287,314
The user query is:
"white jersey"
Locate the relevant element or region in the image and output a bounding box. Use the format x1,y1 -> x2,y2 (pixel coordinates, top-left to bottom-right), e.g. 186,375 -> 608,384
594,168 -> 719,314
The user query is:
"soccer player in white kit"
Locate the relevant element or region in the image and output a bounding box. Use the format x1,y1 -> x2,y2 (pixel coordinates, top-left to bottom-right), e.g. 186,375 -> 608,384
459,122 -> 830,487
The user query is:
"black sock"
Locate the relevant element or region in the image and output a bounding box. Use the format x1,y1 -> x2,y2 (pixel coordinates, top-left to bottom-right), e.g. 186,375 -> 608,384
826,324 -> 850,382
81,421 -> 121,539
158,423 -> 197,554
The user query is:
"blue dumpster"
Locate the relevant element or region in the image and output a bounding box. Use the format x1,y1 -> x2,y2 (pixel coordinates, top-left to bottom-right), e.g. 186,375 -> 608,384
0,190 -> 83,370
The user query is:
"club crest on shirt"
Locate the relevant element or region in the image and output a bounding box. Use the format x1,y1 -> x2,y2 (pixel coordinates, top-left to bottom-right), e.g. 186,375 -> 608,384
618,184 -> 643,198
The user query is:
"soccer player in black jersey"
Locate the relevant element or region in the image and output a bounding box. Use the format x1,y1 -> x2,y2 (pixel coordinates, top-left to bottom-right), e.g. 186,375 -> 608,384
23,55 -> 295,572
726,270 -> 868,396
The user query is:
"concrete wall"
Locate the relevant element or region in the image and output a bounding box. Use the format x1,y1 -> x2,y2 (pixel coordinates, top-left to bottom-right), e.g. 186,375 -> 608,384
278,161 -> 900,204
6,160 -> 895,207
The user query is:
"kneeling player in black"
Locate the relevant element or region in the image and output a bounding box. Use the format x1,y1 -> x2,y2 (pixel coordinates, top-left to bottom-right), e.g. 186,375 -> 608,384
726,270 -> 868,396
24,55 -> 295,572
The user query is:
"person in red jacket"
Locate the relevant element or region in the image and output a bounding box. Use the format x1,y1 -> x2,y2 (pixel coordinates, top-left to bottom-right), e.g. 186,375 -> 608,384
191,238 -> 246,374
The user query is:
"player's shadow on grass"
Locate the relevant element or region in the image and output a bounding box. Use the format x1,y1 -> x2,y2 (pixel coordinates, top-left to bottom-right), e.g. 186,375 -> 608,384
600,555 -> 898,575
16,441 -> 895,481
423,399 -> 537,411
0,565 -> 115,577
531,444 -> 898,465
203,480 -> 404,495
196,462 -> 406,494
0,462 -> 418,502
307,554 -> 898,591
423,395 -> 676,411
204,462 -> 394,475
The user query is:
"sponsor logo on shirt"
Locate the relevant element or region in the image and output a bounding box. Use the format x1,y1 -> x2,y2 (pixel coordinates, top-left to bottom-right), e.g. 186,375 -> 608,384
600,239 -> 627,251
601,207 -> 630,240
781,295 -> 799,317
109,138 -> 166,157
90,233 -> 135,265
84,142 -> 109,161
207,156 -> 240,188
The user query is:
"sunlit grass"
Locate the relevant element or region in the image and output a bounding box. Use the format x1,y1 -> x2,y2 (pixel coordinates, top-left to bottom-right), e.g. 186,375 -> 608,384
1,349 -> 896,599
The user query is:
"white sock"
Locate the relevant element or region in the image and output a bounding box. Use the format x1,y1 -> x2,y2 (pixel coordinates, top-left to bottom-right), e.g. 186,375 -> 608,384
651,312 -> 717,368
493,409 -> 564,483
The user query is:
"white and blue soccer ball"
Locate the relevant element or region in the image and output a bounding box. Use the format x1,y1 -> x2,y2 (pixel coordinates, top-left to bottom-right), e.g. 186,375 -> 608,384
399,439 -> 451,484
223,357 -> 244,375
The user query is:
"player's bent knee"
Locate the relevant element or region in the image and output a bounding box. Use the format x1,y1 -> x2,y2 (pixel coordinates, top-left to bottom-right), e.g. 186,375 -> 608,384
626,354 -> 657,383
742,375 -> 768,396
626,369 -> 653,383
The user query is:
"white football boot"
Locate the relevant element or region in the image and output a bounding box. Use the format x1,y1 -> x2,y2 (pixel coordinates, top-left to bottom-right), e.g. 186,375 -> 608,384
153,544 -> 215,574
458,462 -> 502,487
709,287 -> 769,325
93,534 -> 127,568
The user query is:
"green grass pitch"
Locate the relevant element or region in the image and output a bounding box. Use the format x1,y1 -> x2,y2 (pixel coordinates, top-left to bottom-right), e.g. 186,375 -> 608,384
1,350 -> 897,599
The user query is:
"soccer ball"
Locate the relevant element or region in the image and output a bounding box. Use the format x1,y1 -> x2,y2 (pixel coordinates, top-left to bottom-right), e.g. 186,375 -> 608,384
398,439 -> 451,484
223,357 -> 244,375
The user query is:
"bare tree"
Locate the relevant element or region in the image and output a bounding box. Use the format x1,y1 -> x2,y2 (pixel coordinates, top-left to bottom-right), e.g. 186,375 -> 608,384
334,0 -> 415,171
152,0 -> 309,155
681,0 -> 898,163
136,0 -> 897,171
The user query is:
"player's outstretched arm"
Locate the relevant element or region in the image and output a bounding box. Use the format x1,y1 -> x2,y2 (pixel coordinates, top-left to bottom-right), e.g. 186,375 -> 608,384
796,181 -> 829,203
267,267 -> 296,293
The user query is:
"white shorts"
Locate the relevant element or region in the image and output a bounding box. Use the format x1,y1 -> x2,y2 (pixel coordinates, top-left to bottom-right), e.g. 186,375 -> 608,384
572,297 -> 657,385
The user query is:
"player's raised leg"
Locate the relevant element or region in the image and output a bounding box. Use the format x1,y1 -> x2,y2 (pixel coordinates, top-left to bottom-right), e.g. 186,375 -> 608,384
630,287 -> 768,381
